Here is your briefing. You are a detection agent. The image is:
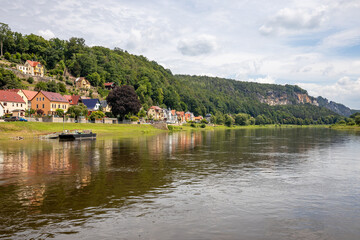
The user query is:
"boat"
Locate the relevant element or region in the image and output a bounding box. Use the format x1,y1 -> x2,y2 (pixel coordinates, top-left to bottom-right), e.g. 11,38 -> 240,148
59,130 -> 96,141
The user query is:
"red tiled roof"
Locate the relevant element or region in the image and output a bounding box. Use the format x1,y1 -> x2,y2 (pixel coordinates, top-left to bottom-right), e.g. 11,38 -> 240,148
64,95 -> 81,105
21,90 -> 38,101
195,116 -> 203,120
176,111 -> 184,116
104,82 -> 114,86
0,90 -> 26,103
39,91 -> 68,103
5,89 -> 20,92
26,60 -> 41,67
171,110 -> 176,115
149,106 -> 162,110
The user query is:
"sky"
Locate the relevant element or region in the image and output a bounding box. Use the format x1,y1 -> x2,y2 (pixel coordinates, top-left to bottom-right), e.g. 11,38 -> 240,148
1,0 -> 360,109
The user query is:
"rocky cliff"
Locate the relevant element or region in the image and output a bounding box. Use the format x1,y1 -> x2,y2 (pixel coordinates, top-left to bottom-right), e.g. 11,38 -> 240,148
258,90 -> 318,106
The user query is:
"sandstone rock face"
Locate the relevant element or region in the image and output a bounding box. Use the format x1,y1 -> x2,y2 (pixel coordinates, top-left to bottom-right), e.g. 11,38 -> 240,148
258,91 -> 318,106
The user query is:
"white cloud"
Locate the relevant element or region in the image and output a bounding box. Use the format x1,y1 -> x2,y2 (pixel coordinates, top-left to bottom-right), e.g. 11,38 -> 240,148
298,77 -> 360,109
177,35 -> 217,56
38,29 -> 55,40
319,28 -> 360,49
248,75 -> 276,84
259,7 -> 326,35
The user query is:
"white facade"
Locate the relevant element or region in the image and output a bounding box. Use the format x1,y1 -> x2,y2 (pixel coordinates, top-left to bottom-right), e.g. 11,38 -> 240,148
0,103 -> 4,117
17,65 -> 30,74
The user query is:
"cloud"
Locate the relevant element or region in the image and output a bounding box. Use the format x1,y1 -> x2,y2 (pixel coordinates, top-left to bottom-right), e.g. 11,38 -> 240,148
247,75 -> 275,84
38,29 -> 55,39
319,28 -> 360,49
177,35 -> 217,56
259,7 -> 326,35
298,76 -> 360,108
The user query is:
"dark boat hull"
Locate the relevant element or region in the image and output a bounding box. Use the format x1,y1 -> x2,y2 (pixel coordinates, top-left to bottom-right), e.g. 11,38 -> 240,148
59,133 -> 96,141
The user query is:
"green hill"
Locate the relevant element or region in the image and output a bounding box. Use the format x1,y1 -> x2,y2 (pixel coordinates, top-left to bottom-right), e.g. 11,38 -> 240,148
0,22 -> 342,124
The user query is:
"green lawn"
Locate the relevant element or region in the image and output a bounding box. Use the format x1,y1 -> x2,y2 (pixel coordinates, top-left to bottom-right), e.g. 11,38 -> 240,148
0,122 -> 164,140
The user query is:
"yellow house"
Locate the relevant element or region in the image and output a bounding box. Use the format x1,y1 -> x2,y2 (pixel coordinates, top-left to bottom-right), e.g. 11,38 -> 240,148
75,77 -> 91,89
24,60 -> 45,77
31,91 -> 69,115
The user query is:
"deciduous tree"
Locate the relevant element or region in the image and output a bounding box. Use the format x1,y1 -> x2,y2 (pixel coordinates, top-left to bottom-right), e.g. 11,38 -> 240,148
107,85 -> 141,120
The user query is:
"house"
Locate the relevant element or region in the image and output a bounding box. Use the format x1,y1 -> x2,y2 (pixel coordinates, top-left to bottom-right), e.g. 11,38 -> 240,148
24,60 -> 45,77
205,114 -> 212,123
194,116 -> 203,123
185,111 -> 195,122
0,103 -> 4,117
0,90 -> 26,116
31,91 -> 69,115
81,99 -> 101,112
16,64 -> 30,75
163,108 -> 178,124
100,100 -> 111,112
176,111 -> 185,123
147,106 -> 164,120
75,77 -> 91,89
104,82 -> 116,90
64,95 -> 81,106
6,89 -> 37,110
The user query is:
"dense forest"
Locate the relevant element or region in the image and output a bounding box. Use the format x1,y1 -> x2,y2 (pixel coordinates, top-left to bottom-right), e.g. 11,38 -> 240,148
0,22 -> 344,124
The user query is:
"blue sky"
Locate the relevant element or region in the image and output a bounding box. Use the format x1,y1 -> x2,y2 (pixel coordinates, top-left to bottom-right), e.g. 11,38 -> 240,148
1,0 -> 360,108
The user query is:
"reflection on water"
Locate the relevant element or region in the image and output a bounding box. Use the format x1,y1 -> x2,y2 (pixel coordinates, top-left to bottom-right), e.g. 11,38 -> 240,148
0,128 -> 360,239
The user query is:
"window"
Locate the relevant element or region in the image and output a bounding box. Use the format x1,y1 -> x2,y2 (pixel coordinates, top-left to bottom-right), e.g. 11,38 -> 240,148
21,104 -> 22,107
42,104 -> 44,108
16,104 -> 18,107
43,97 -> 44,101
3,102 -> 7,106
58,104 -> 60,108
12,103 -> 14,107
36,98 -> 38,101
36,104 -> 38,108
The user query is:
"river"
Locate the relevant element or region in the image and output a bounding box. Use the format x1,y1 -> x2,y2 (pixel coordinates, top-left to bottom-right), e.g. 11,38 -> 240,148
0,128 -> 360,239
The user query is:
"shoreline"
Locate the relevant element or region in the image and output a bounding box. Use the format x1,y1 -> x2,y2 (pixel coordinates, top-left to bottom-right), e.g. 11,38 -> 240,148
0,122 -> 333,141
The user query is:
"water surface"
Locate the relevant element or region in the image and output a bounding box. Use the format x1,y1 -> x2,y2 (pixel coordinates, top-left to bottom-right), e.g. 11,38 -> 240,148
0,128 -> 360,239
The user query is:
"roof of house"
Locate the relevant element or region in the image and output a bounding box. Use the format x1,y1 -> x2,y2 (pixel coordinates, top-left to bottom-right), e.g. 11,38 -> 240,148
104,82 -> 114,86
171,110 -> 176,115
176,111 -> 184,116
0,90 -> 26,103
149,106 -> 162,111
64,95 -> 81,105
100,100 -> 108,108
75,77 -> 90,83
38,91 -> 68,103
21,90 -> 38,101
194,116 -> 203,120
26,60 -> 41,67
82,99 -> 100,110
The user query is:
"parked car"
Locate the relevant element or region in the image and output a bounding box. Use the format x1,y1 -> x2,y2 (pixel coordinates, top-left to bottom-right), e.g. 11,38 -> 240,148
4,116 -> 28,122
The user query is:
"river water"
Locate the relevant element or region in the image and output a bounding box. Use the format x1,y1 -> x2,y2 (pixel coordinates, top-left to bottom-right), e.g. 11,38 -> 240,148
0,128 -> 360,239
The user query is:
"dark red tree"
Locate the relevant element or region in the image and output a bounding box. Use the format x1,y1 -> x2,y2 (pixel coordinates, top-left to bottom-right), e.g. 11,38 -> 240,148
106,85 -> 141,119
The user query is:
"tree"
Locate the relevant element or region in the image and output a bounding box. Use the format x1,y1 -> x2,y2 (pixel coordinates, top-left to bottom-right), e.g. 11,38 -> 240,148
34,82 -> 47,91
66,103 -> 88,119
55,108 -> 64,117
107,85 -> 142,120
235,113 -> 250,126
355,115 -> 360,126
36,109 -> 44,116
89,111 -> 105,121
224,114 -> 234,127
0,23 -> 10,56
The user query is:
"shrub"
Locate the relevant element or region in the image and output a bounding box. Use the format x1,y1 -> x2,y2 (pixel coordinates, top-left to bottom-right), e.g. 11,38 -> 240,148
130,116 -> 139,122
27,77 -> 34,84
190,123 -> 196,128
200,123 -> 206,128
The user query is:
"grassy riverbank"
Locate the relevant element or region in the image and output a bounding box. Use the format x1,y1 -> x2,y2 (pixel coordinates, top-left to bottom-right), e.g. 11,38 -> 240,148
0,122 -> 164,140
0,122 -> 331,141
329,124 -> 360,131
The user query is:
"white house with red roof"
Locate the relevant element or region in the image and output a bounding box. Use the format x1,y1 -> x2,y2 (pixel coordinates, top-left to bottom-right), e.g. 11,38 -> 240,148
6,89 -> 37,110
18,60 -> 45,77
0,102 -> 4,117
0,90 -> 26,116
147,106 -> 165,120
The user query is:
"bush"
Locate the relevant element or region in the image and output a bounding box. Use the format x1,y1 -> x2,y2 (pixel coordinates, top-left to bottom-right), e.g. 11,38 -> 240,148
65,79 -> 73,86
200,123 -> 206,128
27,77 -> 34,84
130,116 -> 139,122
190,123 -> 196,128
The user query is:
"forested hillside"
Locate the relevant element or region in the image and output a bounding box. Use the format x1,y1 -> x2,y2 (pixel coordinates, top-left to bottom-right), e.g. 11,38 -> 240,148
0,23 -> 343,124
